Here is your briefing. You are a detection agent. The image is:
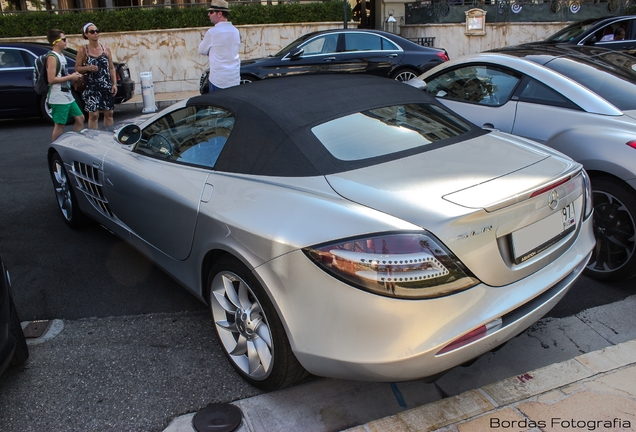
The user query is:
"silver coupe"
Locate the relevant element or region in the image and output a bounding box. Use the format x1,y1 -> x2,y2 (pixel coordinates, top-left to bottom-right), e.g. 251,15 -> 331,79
47,74 -> 595,391
409,45 -> 636,282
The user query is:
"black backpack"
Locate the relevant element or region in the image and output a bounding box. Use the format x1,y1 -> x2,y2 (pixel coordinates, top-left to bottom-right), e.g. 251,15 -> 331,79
33,52 -> 59,96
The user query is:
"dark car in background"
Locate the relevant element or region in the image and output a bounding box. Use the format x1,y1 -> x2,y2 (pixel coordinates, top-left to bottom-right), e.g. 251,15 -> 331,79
529,15 -> 636,51
0,42 -> 135,122
199,29 -> 449,92
0,254 -> 28,377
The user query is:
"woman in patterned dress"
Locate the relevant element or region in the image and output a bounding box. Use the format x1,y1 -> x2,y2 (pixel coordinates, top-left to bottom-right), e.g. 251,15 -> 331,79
75,23 -> 118,129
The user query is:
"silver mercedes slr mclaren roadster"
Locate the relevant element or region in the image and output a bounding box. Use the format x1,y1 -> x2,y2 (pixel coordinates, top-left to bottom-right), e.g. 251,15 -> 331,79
47,75 -> 595,391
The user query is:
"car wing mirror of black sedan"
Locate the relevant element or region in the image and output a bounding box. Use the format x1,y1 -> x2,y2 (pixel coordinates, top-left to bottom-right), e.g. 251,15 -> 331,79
117,124 -> 142,146
289,48 -> 304,59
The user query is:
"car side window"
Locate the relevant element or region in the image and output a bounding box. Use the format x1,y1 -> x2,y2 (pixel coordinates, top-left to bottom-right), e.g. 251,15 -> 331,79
381,38 -> 400,51
424,65 -> 521,106
135,105 -> 235,169
515,77 -> 580,110
0,49 -> 26,68
301,34 -> 339,56
344,33 -> 382,52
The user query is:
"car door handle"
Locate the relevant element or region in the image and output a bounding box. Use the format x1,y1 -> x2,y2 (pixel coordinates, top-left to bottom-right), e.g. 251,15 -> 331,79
386,54 -> 398,58
323,57 -> 336,62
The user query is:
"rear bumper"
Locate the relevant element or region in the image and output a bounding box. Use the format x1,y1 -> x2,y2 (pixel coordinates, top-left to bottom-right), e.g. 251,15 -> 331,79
256,214 -> 595,382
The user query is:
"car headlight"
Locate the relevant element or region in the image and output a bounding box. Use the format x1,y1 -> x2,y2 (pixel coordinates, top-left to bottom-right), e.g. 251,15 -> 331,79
303,232 -> 479,299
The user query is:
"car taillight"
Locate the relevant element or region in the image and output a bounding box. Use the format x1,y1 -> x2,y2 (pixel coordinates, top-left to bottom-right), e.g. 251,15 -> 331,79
303,232 -> 479,299
436,51 -> 450,62
627,140 -> 636,149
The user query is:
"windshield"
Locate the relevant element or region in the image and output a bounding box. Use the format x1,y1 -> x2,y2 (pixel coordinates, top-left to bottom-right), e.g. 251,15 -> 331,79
544,54 -> 636,110
545,19 -> 598,43
312,103 -> 472,161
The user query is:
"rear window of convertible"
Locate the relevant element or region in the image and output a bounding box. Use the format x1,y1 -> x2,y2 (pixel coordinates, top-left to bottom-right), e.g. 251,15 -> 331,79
311,103 -> 472,161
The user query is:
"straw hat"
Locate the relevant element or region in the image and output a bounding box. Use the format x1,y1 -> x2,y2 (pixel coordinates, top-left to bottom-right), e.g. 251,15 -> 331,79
207,0 -> 229,12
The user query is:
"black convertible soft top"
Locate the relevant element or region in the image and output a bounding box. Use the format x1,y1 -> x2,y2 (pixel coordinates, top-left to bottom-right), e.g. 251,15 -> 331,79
187,74 -> 485,177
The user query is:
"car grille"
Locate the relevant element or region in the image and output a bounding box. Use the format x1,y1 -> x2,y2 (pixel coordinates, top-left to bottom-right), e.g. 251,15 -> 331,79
71,162 -> 114,218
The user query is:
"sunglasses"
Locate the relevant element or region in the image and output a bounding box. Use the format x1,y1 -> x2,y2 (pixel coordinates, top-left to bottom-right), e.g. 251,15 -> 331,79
87,29 -> 100,34
61,37 -> 67,42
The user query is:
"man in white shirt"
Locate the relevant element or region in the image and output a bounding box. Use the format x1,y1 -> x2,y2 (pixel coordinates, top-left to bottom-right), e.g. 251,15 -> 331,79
198,0 -> 240,92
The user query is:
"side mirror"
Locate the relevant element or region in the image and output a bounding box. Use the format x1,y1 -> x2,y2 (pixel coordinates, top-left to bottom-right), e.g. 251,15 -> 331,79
116,124 -> 141,146
406,78 -> 427,90
584,36 -> 597,46
289,48 -> 304,59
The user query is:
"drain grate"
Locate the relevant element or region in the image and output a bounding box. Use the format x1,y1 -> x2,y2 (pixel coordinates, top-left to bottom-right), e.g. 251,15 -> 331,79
22,320 -> 52,338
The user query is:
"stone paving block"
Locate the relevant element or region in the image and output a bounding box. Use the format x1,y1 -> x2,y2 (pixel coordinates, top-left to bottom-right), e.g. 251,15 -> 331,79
575,339 -> 636,373
516,391 -> 636,430
342,427 -> 368,432
456,407 -> 525,432
481,359 -> 593,406
583,365 -> 636,399
366,390 -> 495,432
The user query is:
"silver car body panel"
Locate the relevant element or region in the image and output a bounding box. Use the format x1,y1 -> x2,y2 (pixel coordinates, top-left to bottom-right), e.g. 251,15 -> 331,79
257,222 -> 593,381
48,81 -> 595,382
413,53 -> 636,185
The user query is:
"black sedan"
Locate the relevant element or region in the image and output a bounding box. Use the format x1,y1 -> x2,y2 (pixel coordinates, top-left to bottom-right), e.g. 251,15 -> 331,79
200,29 -> 449,92
0,254 -> 28,377
529,15 -> 636,51
0,42 -> 135,122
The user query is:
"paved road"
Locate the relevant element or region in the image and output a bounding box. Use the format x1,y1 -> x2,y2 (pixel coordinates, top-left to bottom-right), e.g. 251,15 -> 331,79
0,109 -> 634,431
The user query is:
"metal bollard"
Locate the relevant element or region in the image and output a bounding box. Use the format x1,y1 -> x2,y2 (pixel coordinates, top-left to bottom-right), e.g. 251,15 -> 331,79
140,71 -> 157,114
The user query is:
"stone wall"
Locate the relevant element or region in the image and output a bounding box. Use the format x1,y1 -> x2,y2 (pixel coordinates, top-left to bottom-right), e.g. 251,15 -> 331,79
2,20 -> 568,95
400,22 -> 567,60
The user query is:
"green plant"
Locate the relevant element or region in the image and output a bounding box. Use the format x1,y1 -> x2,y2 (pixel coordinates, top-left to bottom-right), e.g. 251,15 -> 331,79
0,1 -> 350,38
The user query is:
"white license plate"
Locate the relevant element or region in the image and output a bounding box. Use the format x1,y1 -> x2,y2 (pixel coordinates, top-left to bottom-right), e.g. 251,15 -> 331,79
512,201 -> 577,264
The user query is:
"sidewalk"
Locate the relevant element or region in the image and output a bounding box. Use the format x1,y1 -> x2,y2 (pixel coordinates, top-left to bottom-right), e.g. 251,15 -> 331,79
345,340 -> 636,432
119,90 -> 200,111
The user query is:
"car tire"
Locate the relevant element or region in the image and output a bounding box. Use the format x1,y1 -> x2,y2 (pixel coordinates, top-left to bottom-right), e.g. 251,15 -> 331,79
392,68 -> 419,82
8,290 -> 29,367
39,95 -> 54,124
49,153 -> 90,229
207,256 -> 306,391
584,177 -> 636,281
40,93 -> 84,125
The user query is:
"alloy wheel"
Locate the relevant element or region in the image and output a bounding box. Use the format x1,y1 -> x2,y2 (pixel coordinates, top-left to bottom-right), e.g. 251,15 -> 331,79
587,189 -> 636,276
393,70 -> 418,82
210,270 -> 273,380
51,158 -> 74,222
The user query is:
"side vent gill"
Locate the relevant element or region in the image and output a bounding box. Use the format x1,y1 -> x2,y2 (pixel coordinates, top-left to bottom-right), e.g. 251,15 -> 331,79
71,162 -> 114,218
